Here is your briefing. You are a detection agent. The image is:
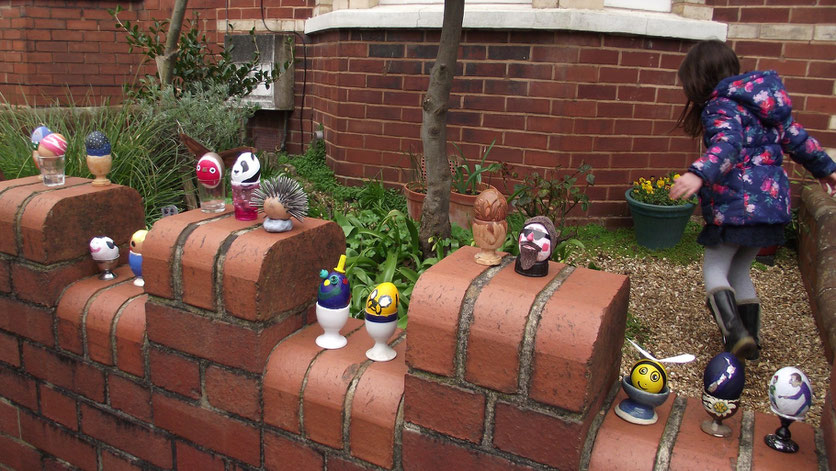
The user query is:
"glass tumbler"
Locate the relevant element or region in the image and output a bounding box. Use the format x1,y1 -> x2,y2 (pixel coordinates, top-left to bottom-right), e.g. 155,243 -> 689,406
38,154 -> 65,187
231,181 -> 260,221
197,179 -> 227,213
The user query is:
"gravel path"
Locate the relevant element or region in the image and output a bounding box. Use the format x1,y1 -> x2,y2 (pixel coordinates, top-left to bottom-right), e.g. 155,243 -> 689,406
576,248 -> 828,428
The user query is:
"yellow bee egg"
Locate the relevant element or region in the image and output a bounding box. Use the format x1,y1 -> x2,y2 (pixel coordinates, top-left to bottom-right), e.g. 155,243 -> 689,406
630,359 -> 667,394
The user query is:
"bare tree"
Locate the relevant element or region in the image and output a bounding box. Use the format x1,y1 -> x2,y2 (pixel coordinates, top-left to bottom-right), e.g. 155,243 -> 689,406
418,0 -> 465,256
155,0 -> 189,86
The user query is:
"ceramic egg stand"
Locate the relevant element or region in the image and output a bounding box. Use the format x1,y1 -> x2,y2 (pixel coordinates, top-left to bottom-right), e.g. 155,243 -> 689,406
315,255 -> 351,349
129,229 -> 148,287
85,131 -> 113,187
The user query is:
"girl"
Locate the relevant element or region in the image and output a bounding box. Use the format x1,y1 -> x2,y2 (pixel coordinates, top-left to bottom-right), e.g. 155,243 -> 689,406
669,40 -> 836,360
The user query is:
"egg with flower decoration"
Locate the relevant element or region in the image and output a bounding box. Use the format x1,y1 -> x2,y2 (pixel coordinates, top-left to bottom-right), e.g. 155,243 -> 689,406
700,352 -> 745,437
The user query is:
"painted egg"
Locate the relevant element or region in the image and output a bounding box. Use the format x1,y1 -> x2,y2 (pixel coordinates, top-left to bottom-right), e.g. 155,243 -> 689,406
85,130 -> 111,156
130,229 -> 148,255
31,126 -> 51,147
196,153 -> 223,189
231,152 -> 261,185
768,367 -> 813,420
38,133 -> 68,157
318,255 -> 350,309
630,359 -> 667,394
703,352 -> 744,400
365,282 -> 399,319
89,236 -> 119,261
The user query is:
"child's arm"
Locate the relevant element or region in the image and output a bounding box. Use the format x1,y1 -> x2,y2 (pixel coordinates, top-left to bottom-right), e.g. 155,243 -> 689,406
687,99 -> 745,186
782,119 -> 836,196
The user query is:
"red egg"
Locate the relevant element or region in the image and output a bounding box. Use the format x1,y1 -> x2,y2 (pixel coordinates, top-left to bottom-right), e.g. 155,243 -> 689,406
196,153 -> 223,189
37,133 -> 67,157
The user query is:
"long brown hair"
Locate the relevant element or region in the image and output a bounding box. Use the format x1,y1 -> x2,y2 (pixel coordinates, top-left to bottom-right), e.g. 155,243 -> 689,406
675,40 -> 740,138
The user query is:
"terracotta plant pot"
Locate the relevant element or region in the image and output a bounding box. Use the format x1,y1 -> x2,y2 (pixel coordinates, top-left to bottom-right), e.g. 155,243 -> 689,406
403,181 -> 498,229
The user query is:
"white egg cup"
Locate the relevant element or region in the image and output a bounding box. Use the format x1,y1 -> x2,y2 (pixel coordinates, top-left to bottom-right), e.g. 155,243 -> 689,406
315,303 -> 349,349
364,316 -> 397,362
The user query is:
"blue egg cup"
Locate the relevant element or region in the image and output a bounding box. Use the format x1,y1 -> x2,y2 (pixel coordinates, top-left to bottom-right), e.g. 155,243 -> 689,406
614,376 -> 670,425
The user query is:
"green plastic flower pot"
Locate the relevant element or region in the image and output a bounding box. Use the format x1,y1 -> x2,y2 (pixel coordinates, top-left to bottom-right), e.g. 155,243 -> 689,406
625,189 -> 695,250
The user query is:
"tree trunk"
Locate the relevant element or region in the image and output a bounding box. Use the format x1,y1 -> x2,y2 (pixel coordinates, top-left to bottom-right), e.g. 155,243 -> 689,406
418,0 -> 464,256
155,0 -> 189,86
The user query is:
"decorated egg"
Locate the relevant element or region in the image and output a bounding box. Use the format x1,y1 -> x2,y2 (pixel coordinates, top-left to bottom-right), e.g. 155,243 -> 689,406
196,153 -> 224,189
89,236 -> 119,261
364,282 -> 399,320
231,152 -> 261,185
85,130 -> 111,156
703,352 -> 744,400
31,126 -> 51,148
130,230 -> 148,255
630,359 -> 667,394
768,367 -> 813,420
38,133 -> 68,157
317,255 -> 350,309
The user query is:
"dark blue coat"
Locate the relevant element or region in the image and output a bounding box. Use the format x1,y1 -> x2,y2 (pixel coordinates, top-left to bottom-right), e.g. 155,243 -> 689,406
689,70 -> 836,227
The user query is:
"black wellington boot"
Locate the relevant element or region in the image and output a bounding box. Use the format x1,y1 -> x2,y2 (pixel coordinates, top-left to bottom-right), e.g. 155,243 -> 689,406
706,289 -> 756,359
738,302 -> 761,361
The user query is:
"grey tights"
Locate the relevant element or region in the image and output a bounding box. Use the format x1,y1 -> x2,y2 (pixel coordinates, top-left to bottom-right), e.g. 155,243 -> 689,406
703,243 -> 760,303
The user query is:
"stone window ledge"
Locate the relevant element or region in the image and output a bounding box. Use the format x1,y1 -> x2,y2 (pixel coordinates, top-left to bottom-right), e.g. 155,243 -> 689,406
304,5 -> 727,41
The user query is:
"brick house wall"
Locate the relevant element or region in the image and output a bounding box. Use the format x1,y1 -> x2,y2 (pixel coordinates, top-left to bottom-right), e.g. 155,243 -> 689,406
1,1 -> 834,224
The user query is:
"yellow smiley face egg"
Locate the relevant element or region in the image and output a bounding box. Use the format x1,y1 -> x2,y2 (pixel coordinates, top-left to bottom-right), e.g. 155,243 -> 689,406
630,359 -> 667,394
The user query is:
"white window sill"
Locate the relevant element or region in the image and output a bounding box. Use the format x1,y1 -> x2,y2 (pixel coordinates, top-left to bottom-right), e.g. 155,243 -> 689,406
304,5 -> 727,41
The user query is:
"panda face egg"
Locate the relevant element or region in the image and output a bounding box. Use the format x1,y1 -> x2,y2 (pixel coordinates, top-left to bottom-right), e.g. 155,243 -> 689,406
89,236 -> 119,261
231,152 -> 261,185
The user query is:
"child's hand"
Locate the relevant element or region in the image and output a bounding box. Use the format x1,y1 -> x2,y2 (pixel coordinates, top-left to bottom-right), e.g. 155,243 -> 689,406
669,172 -> 703,200
820,172 -> 836,196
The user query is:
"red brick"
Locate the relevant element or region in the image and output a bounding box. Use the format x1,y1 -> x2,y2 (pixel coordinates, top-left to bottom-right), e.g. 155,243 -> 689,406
0,258 -> 9,293
406,246 -> 490,376
0,364 -> 38,411
114,295 -> 147,377
349,341 -> 407,467
56,265 -> 132,354
530,267 -> 629,412
263,323 -> 329,432
404,374 -> 485,443
101,450 -> 143,471
402,428 -> 535,471
0,296 -> 53,346
0,180 -> 63,256
752,410 -> 817,469
146,300 -> 304,373
19,412 -> 97,470
86,281 -> 144,365
150,348 -> 201,399
42,456 -> 76,471
0,330 -> 19,366
325,456 -> 371,471
22,343 -> 105,402
205,365 -> 260,420
181,215 -> 262,310
493,401 -> 588,468
142,207 -> 231,300
588,390 -> 676,470
176,441 -> 225,471
109,374 -> 151,421
0,433 -> 42,471
39,384 -> 77,430
264,431 -> 324,471
466,262 -> 562,392
81,403 -> 172,468
152,393 -> 260,466
304,320 -> 387,448
668,397 -> 742,470
11,257 -> 97,307
222,218 -> 345,321
0,399 -> 19,437
18,183 -> 143,264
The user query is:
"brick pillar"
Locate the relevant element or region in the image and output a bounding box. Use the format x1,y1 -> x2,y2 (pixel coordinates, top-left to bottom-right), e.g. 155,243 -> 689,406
141,206 -> 344,465
403,245 -> 629,469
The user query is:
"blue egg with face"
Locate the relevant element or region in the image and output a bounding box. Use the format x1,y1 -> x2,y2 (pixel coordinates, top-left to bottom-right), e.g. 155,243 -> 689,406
317,269 -> 350,309
703,352 -> 745,400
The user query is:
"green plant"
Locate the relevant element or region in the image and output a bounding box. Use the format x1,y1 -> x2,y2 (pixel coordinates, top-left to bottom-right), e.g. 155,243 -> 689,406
110,6 -> 282,99
0,95 -> 186,227
630,173 -> 695,206
508,162 -> 595,243
450,139 -> 501,195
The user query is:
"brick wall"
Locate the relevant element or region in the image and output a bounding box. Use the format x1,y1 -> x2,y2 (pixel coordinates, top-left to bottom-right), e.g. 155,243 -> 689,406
0,176 -> 635,469
2,3 -> 833,224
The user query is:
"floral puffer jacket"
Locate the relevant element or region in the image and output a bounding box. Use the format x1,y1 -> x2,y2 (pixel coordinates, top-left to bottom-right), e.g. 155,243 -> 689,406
689,70 -> 836,227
